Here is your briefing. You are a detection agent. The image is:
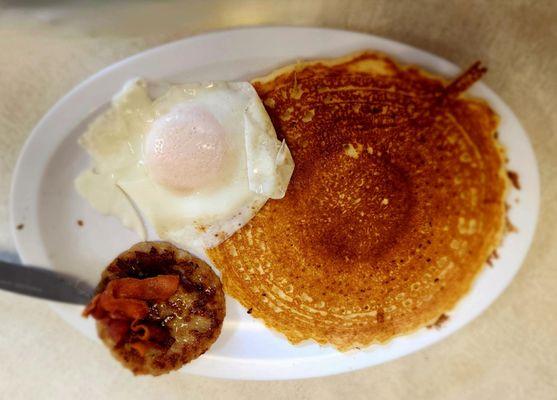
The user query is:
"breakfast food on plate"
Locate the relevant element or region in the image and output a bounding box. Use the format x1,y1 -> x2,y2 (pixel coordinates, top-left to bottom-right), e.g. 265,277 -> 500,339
207,52 -> 509,350
77,48 -> 510,356
75,80 -> 294,253
84,241 -> 225,375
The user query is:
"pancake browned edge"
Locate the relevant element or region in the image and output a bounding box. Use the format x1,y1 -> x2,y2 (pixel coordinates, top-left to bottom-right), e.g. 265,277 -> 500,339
207,52 -> 509,351
88,242 -> 225,375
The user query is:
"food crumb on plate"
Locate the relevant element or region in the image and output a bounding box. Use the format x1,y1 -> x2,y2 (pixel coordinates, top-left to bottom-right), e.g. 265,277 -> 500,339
427,313 -> 449,330
507,170 -> 521,190
486,249 -> 500,267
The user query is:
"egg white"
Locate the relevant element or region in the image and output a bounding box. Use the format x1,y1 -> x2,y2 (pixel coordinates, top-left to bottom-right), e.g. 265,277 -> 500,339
76,79 -> 294,253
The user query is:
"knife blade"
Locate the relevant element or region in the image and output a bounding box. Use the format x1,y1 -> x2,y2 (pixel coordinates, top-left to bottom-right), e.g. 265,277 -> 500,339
0,260 -> 94,305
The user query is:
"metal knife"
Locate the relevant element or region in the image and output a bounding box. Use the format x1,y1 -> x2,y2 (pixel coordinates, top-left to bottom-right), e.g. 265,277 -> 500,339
0,260 -> 94,305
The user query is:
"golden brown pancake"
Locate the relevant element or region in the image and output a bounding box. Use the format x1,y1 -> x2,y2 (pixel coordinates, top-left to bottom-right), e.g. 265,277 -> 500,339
85,242 -> 225,375
207,52 -> 508,350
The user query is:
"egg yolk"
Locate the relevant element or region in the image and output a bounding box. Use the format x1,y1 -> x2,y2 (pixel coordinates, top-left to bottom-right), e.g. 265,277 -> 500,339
145,105 -> 227,192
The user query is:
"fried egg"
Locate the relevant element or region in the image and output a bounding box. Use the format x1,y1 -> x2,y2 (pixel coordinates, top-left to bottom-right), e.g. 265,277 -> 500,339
75,79 -> 294,253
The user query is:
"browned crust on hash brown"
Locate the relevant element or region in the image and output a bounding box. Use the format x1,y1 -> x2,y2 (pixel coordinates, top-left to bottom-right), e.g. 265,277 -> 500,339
95,241 -> 225,375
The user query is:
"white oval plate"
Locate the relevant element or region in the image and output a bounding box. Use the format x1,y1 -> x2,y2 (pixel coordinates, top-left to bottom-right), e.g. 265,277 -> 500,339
10,27 -> 539,380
